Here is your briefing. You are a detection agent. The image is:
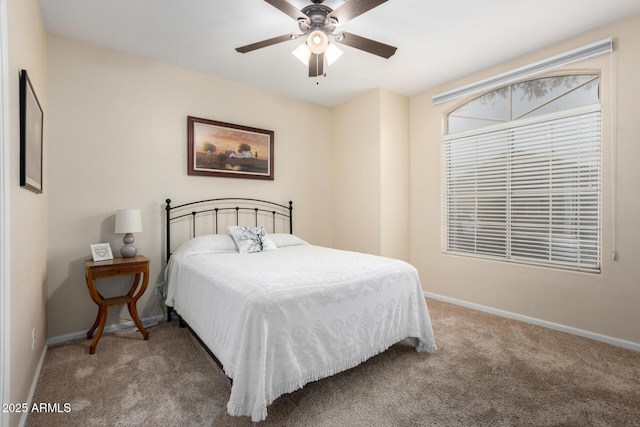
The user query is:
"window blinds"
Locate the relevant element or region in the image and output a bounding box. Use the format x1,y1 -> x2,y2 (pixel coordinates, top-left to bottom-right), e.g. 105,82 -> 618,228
443,105 -> 601,272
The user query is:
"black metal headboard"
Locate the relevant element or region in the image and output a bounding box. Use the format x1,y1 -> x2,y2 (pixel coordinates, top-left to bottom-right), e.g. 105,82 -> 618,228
165,198 -> 293,261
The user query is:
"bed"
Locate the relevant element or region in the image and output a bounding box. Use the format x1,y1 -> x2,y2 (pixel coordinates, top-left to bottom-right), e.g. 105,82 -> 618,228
164,198 -> 437,422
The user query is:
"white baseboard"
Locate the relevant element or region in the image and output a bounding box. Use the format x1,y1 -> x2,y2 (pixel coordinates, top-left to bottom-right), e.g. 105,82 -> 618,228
19,344 -> 47,427
47,314 -> 165,347
424,292 -> 640,352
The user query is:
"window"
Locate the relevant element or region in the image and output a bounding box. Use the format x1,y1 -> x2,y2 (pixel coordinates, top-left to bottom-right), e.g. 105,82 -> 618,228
443,74 -> 601,272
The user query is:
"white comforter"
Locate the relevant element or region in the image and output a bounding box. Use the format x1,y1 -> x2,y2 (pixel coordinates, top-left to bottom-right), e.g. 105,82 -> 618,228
165,235 -> 437,421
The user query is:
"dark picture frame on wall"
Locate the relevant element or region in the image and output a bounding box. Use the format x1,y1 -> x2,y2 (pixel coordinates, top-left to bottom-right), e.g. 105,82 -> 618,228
19,69 -> 44,194
187,116 -> 274,180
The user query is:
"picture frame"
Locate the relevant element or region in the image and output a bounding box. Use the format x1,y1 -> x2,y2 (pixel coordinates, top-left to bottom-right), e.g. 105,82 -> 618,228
187,116 -> 274,180
19,69 -> 44,194
90,243 -> 114,262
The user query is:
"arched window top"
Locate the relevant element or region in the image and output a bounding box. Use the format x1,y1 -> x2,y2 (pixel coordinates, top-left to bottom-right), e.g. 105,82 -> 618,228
447,74 -> 600,134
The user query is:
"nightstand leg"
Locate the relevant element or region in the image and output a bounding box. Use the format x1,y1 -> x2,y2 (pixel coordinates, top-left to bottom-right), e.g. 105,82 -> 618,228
89,305 -> 108,354
87,305 -> 103,339
128,302 -> 148,340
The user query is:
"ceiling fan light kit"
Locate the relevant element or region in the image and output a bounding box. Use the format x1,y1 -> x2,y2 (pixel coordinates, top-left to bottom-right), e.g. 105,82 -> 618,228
292,32 -> 343,67
236,0 -> 396,79
307,30 -> 328,54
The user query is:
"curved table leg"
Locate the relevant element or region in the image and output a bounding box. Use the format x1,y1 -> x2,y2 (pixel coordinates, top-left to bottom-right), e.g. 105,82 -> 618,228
128,271 -> 149,340
128,301 -> 149,340
89,305 -> 108,354
87,305 -> 103,339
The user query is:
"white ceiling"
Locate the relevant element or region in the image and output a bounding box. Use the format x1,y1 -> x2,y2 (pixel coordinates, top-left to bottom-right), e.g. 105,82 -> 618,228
39,0 -> 640,107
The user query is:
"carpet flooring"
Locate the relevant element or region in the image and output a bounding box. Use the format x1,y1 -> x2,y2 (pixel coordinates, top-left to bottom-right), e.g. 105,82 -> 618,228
26,299 -> 640,426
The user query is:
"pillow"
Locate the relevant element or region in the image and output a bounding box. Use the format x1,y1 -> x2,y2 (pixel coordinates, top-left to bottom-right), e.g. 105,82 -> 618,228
173,234 -> 238,256
228,226 -> 277,254
267,233 -> 308,248
165,234 -> 238,296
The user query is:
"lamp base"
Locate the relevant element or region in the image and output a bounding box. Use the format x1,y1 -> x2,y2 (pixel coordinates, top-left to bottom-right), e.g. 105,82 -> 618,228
120,233 -> 138,258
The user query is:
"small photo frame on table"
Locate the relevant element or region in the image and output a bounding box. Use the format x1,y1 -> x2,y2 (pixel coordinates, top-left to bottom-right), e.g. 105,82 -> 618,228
19,69 -> 44,194
90,243 -> 114,262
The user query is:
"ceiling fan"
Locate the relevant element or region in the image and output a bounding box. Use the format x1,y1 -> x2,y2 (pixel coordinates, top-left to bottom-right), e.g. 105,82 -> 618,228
235,0 -> 397,78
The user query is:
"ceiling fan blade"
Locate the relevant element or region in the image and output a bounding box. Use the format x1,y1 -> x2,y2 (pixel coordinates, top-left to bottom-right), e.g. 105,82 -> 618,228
327,0 -> 388,25
236,33 -> 297,53
337,31 -> 397,59
264,0 -> 309,22
309,53 -> 325,77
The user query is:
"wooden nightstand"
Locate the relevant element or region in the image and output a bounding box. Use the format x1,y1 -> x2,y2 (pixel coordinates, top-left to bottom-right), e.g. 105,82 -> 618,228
84,255 -> 150,354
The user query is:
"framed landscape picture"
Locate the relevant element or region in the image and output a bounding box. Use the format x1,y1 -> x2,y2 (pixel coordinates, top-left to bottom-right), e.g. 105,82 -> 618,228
19,69 -> 44,193
187,116 -> 274,180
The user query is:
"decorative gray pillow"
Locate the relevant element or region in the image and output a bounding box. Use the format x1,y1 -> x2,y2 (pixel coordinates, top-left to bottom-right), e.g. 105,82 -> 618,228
228,226 -> 277,254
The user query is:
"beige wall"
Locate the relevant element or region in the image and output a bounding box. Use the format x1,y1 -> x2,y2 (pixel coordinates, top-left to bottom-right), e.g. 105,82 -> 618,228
7,0 -> 48,425
46,35 -> 334,338
410,14 -> 640,344
380,90 -> 410,261
332,89 -> 410,260
332,90 -> 381,253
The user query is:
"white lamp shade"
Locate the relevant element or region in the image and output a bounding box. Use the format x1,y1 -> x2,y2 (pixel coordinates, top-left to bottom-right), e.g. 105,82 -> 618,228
292,43 -> 312,65
307,30 -> 328,54
325,43 -> 343,66
115,209 -> 142,234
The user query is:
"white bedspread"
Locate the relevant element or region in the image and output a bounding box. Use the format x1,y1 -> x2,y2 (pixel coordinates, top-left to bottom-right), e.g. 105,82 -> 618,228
165,239 -> 436,421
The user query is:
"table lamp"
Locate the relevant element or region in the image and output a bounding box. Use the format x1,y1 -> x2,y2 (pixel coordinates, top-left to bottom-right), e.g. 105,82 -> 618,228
115,209 -> 142,258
